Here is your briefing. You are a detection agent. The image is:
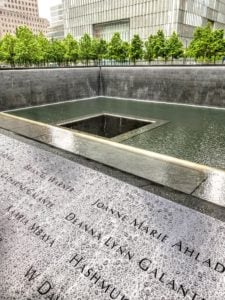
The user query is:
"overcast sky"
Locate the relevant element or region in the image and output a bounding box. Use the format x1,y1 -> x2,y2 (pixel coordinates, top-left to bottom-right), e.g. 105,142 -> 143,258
38,0 -> 62,20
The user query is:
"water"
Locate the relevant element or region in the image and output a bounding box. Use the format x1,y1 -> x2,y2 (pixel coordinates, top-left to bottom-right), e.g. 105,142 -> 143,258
61,114 -> 151,138
7,97 -> 225,169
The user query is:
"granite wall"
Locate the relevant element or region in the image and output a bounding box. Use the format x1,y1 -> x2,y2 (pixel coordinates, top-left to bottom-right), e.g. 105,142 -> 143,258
0,68 -> 100,111
1,66 -> 225,111
101,66 -> 225,107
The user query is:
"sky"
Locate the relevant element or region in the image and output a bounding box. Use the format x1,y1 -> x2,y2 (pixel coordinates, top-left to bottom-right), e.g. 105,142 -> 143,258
38,0 -> 62,20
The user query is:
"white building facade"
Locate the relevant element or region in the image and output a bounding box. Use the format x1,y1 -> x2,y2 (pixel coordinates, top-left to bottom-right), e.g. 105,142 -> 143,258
0,0 -> 49,37
63,0 -> 225,42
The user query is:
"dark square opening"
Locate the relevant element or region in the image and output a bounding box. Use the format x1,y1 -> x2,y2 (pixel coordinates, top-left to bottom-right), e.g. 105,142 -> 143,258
60,114 -> 151,138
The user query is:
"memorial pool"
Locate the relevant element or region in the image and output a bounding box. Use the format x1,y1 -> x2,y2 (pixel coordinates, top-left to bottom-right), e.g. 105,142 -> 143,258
2,67 -> 225,300
6,97 -> 225,170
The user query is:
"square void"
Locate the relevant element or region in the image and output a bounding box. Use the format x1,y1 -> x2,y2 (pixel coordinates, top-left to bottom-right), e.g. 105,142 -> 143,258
60,114 -> 152,138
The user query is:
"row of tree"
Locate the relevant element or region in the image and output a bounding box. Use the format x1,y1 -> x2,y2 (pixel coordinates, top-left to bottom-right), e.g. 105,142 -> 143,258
0,24 -> 224,67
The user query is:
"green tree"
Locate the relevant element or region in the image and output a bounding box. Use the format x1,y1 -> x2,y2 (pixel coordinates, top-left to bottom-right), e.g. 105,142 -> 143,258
36,32 -> 50,66
129,34 -> 143,64
0,38 -> 2,60
14,26 -> 39,66
144,35 -> 156,63
91,38 -> 107,64
166,32 -> 183,61
120,41 -> 129,62
210,29 -> 225,63
187,23 -> 211,61
48,39 -> 66,66
0,33 -> 16,67
107,33 -> 129,62
79,33 -> 93,65
63,34 -> 79,65
154,30 -> 167,60
187,23 -> 224,62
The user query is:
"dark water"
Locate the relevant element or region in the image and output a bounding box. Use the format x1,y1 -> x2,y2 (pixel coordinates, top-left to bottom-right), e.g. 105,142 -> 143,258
61,114 -> 150,138
7,97 -> 225,169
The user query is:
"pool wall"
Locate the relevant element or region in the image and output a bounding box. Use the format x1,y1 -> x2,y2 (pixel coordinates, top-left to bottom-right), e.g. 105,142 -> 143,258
0,68 -> 100,110
1,66 -> 225,111
101,66 -> 225,107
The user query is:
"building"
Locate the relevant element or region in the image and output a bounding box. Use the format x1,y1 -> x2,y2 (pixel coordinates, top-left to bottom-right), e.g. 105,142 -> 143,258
48,3 -> 64,40
63,0 -> 225,42
0,0 -> 49,37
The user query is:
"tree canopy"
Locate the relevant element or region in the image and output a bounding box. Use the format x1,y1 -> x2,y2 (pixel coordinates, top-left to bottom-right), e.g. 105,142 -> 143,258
107,33 -> 129,62
0,24 -> 225,67
63,34 -> 79,64
130,34 -> 143,64
144,35 -> 156,62
0,33 -> 16,67
91,38 -> 107,63
188,23 -> 225,62
79,33 -> 93,65
14,26 -> 39,66
166,32 -> 183,61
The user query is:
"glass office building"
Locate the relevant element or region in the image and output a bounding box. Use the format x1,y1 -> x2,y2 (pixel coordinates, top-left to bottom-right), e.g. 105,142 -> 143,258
63,0 -> 225,42
48,4 -> 65,40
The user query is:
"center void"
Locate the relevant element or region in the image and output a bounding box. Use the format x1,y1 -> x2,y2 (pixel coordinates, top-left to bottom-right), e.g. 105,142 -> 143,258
60,114 -> 152,138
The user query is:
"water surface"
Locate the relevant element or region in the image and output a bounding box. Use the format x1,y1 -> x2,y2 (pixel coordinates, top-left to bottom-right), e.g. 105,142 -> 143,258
7,97 -> 225,169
